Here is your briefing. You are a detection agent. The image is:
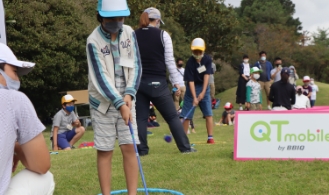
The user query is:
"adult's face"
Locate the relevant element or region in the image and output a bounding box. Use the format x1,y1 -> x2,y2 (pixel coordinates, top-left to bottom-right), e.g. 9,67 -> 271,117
275,60 -> 282,66
281,74 -> 289,83
177,60 -> 184,67
0,64 -> 19,86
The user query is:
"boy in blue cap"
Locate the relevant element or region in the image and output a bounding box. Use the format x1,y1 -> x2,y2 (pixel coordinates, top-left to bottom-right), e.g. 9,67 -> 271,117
86,0 -> 142,194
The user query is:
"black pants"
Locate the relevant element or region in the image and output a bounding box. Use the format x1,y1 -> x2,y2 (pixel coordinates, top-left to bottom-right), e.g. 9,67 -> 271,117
136,77 -> 191,155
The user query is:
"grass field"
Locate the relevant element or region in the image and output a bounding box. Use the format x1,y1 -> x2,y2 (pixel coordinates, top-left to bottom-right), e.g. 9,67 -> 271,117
15,80 -> 329,195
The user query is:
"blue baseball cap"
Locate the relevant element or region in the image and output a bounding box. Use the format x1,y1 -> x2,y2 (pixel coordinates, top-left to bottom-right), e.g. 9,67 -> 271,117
281,67 -> 290,75
97,0 -> 130,17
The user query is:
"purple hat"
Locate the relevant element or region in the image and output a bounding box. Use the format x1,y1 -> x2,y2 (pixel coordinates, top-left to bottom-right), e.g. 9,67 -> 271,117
281,67 -> 290,75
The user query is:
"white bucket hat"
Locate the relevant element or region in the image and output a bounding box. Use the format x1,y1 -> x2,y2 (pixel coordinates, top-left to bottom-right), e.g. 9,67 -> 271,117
0,43 -> 35,76
97,0 -> 130,17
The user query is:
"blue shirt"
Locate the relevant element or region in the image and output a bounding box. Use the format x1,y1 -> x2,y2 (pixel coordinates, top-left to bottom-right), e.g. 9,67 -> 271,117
184,54 -> 213,85
253,61 -> 273,81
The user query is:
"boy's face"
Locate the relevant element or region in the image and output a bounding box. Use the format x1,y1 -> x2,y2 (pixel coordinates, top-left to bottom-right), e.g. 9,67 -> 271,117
103,17 -> 124,23
192,50 -> 203,56
62,101 -> 75,109
252,72 -> 260,79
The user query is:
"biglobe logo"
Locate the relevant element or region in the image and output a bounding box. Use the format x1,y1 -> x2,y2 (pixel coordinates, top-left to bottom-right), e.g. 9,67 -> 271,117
250,120 -> 329,142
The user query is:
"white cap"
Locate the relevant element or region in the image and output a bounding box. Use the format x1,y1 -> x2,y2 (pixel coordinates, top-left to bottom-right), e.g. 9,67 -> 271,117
0,43 -> 35,76
191,38 -> 206,51
303,76 -> 310,81
144,7 -> 164,24
97,0 -> 130,17
250,67 -> 262,74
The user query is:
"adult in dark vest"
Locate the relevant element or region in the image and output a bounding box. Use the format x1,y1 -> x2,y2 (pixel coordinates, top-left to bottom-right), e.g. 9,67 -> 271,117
135,7 -> 196,156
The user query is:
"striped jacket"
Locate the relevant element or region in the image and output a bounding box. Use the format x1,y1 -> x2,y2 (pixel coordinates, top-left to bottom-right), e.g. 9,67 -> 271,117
86,25 -> 142,114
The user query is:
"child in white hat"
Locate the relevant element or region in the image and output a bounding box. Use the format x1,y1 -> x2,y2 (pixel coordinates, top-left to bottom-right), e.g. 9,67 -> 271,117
216,102 -> 235,126
246,67 -> 263,110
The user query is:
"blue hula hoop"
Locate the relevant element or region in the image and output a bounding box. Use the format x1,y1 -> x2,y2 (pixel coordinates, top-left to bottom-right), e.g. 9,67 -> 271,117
98,188 -> 184,195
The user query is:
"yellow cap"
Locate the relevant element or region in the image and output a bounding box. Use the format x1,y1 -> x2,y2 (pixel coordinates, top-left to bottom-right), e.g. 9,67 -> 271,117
191,38 -> 206,51
61,94 -> 77,105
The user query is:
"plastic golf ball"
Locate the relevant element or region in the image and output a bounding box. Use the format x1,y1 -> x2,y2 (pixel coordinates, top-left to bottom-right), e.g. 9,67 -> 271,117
164,135 -> 172,143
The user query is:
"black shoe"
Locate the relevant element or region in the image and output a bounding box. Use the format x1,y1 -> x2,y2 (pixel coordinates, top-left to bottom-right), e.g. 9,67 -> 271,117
181,148 -> 197,154
71,146 -> 76,149
139,153 -> 148,157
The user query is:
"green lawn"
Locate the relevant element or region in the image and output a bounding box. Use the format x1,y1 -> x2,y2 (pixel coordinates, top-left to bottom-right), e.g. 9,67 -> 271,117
15,80 -> 329,195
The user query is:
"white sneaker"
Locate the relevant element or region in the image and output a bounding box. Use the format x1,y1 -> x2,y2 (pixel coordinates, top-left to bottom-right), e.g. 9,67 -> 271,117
239,107 -> 243,111
229,121 -> 233,126
267,105 -> 272,110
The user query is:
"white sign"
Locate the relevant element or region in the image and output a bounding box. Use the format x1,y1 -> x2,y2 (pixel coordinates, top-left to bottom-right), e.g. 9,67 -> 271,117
234,110 -> 329,161
0,0 -> 6,44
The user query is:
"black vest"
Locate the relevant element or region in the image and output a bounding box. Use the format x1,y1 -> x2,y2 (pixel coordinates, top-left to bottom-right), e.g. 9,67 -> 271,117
135,27 -> 166,79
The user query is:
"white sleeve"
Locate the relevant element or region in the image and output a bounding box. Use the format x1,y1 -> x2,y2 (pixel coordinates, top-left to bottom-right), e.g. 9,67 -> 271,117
163,31 -> 180,86
14,92 -> 45,145
169,76 -> 174,86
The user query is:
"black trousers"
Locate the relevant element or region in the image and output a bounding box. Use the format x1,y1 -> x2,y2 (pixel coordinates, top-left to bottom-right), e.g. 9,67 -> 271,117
136,77 -> 191,155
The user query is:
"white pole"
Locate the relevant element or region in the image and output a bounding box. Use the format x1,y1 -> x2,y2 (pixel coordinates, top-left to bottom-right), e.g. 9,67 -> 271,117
0,0 -> 7,44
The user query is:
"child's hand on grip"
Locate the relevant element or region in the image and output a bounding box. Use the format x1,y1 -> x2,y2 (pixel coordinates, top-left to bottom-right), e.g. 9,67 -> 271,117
120,105 -> 132,125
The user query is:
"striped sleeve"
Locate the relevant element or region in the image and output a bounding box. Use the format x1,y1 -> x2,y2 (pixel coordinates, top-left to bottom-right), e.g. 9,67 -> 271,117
124,31 -> 142,100
86,41 -> 124,110
163,31 -> 180,86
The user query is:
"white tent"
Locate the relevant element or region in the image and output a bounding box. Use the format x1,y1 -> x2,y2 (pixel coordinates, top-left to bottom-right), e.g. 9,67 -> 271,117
0,0 -> 6,44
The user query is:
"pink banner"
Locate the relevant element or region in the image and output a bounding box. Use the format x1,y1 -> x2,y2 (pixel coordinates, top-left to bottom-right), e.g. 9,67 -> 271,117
234,109 -> 329,161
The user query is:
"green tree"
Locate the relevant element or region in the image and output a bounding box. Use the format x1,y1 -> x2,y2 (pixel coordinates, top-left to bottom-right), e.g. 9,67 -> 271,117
4,0 -> 97,120
239,0 -> 301,32
292,45 -> 329,82
172,0 -> 240,60
161,17 -> 190,60
313,28 -> 329,47
242,0 -> 289,25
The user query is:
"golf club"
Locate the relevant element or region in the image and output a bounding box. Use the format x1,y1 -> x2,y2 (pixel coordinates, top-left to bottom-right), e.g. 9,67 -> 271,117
181,106 -> 196,123
128,121 -> 149,195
